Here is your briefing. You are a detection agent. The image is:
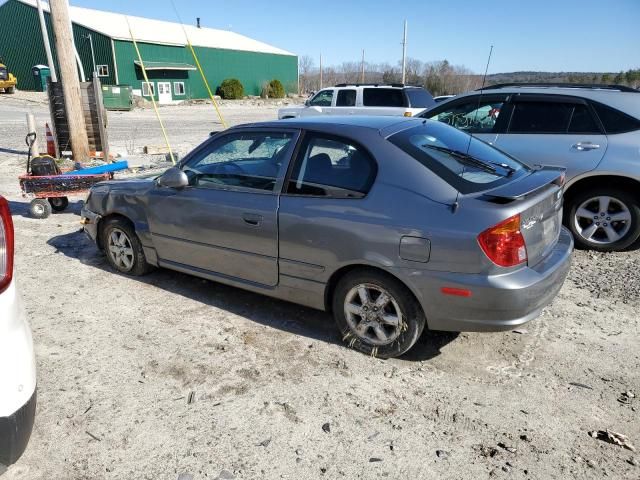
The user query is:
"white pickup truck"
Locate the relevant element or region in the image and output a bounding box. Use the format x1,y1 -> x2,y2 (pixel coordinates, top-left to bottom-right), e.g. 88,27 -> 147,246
278,84 -> 435,119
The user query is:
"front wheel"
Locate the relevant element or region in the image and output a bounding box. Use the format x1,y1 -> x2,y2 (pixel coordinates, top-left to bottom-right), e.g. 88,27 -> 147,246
101,218 -> 153,276
565,187 -> 640,251
332,270 -> 425,358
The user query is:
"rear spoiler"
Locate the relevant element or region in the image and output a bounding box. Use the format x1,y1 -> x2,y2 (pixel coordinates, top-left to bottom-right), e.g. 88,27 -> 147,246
481,166 -> 566,201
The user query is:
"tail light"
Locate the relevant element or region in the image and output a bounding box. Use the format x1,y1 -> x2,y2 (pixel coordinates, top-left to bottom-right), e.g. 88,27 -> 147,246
477,214 -> 527,267
0,196 -> 14,293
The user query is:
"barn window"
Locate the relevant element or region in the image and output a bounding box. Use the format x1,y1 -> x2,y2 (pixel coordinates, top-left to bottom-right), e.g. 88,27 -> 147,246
97,65 -> 109,77
174,82 -> 185,96
142,82 -> 155,97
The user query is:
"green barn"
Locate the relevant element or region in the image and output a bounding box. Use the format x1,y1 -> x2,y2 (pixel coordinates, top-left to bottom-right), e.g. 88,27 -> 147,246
0,0 -> 298,102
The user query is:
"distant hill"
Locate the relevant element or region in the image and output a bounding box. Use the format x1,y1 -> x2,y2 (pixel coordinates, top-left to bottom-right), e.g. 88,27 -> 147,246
486,71 -> 620,85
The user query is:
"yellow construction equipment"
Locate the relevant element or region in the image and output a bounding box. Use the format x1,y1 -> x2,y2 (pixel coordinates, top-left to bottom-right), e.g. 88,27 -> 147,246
0,62 -> 17,94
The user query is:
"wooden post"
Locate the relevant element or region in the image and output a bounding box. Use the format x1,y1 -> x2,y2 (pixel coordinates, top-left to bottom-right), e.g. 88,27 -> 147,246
49,0 -> 89,162
92,74 -> 110,163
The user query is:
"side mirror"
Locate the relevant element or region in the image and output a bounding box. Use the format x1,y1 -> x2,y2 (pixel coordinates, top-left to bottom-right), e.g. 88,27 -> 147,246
158,167 -> 188,189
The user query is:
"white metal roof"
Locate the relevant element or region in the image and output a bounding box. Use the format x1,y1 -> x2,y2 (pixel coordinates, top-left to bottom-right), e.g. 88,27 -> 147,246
17,0 -> 295,56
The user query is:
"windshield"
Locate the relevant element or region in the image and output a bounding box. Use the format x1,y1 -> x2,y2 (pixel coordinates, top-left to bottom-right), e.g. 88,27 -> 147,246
388,120 -> 529,194
0,67 -> 7,80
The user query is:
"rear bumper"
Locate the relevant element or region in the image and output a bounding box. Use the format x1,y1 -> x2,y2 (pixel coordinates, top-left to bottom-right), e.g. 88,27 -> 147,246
0,389 -> 36,468
409,227 -> 573,332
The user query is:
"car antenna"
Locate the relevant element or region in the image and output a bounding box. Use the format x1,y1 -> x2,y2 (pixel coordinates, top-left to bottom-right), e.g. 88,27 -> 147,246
451,45 -> 493,214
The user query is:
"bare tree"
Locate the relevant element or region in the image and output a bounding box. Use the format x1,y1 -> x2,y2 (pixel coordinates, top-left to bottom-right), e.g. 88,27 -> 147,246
298,55 -> 314,94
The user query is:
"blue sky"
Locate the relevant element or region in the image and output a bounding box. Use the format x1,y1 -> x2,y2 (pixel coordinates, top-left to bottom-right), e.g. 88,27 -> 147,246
71,0 -> 638,73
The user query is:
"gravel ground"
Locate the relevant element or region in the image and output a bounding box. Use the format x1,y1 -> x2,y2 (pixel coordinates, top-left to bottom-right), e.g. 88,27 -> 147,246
0,92 -> 639,479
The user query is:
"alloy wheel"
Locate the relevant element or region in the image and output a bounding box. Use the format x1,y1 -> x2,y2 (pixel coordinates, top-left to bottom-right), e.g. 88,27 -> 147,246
574,195 -> 632,245
107,228 -> 135,271
344,283 -> 404,346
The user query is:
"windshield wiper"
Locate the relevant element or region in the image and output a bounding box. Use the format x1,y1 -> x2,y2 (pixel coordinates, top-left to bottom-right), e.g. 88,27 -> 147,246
422,144 -> 514,176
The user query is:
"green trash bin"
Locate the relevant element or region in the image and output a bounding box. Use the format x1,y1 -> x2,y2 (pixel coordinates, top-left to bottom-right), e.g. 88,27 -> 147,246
31,65 -> 51,92
102,84 -> 133,111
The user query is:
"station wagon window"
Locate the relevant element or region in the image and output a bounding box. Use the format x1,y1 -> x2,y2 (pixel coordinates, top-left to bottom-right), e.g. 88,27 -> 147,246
363,88 -> 405,107
426,97 -> 506,134
309,90 -> 333,107
183,131 -> 294,192
97,65 -> 109,77
336,89 -> 357,107
286,134 -> 376,198
142,82 -> 155,97
405,89 -> 435,108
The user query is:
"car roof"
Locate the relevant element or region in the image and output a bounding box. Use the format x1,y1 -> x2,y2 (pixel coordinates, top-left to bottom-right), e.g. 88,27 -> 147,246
238,115 -> 423,132
448,86 -> 640,119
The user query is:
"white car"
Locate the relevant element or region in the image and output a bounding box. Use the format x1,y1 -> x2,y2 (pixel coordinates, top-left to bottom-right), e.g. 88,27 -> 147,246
0,195 -> 36,471
278,84 -> 435,119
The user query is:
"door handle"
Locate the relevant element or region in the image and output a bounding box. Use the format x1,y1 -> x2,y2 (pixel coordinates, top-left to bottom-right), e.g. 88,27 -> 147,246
572,142 -> 600,151
242,213 -> 263,226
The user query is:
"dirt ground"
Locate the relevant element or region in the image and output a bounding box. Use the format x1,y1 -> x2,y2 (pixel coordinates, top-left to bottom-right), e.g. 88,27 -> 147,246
0,92 -> 638,480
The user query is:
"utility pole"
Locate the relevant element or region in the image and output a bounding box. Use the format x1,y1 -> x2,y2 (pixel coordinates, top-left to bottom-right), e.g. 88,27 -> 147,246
50,0 -> 89,161
36,0 -> 57,82
401,20 -> 407,84
361,49 -> 365,83
319,53 -> 323,89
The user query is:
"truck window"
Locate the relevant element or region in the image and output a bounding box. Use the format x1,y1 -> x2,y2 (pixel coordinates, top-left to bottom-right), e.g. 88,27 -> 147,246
336,89 -> 357,107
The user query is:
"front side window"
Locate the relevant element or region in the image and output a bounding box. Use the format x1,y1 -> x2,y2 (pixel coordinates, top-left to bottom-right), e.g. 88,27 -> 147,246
142,82 -> 155,97
286,134 -> 377,198
336,89 -> 357,107
389,121 -> 529,194
427,97 -> 505,134
309,90 -> 334,107
97,65 -> 109,77
363,88 -> 405,107
183,131 -> 294,192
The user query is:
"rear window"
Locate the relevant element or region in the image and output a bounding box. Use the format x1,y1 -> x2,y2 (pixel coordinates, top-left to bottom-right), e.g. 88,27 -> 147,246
592,102 -> 640,134
363,88 -> 405,107
388,121 -> 529,194
405,89 -> 435,108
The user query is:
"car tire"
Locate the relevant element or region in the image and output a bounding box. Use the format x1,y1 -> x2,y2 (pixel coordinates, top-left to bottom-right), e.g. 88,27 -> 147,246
332,269 -> 425,358
29,199 -> 52,219
101,218 -> 153,276
565,187 -> 640,252
48,196 -> 69,212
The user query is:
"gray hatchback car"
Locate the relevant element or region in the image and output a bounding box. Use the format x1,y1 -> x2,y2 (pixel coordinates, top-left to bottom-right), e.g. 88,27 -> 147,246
82,117 -> 573,358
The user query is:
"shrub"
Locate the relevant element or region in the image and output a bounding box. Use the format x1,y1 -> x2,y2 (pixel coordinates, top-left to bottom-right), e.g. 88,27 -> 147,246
219,78 -> 244,99
267,79 -> 285,98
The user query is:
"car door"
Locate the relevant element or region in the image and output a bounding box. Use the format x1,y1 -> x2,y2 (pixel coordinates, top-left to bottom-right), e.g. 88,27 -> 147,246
421,93 -> 510,144
301,89 -> 334,117
493,94 -> 607,178
278,132 -> 378,282
332,88 -> 357,115
145,129 -> 299,287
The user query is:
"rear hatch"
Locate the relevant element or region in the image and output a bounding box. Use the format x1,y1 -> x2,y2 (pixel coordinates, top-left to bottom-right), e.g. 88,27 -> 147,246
483,167 -> 565,266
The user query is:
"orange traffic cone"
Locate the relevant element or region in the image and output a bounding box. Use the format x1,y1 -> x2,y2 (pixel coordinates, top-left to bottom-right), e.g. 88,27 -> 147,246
45,123 -> 56,157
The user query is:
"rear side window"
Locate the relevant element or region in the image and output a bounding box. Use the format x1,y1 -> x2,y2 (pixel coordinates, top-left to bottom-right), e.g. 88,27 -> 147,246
567,104 -> 601,133
286,134 -> 376,198
509,102 -> 573,133
405,89 -> 435,108
336,89 -> 357,107
363,88 -> 405,107
592,102 -> 640,134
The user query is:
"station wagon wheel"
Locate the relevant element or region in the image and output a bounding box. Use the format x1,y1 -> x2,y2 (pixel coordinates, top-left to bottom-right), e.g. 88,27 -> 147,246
566,187 -> 640,252
344,284 -> 403,346
101,218 -> 153,276
333,269 -> 426,358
